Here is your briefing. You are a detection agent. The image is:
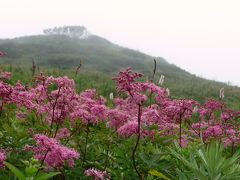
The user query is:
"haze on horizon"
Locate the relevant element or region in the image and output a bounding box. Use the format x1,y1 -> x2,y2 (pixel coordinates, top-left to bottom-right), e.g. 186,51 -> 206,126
1,0 -> 240,85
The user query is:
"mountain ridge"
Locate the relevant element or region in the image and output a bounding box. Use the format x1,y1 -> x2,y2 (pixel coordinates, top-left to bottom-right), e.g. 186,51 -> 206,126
0,32 -> 193,79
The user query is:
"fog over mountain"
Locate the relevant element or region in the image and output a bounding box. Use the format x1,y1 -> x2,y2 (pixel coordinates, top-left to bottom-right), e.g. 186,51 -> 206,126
0,0 -> 240,85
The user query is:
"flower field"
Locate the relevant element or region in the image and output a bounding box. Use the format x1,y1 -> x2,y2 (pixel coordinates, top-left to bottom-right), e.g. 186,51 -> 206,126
0,67 -> 240,179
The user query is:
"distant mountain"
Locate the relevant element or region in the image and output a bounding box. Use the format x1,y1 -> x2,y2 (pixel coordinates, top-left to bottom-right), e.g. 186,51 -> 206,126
0,26 -> 189,75
0,26 -> 239,106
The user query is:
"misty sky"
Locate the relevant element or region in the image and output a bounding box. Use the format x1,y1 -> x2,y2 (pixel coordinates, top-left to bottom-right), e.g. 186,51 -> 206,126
1,0 -> 240,85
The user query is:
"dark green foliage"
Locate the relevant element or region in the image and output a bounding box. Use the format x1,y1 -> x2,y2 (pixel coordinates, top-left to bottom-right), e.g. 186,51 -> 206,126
170,142 -> 240,179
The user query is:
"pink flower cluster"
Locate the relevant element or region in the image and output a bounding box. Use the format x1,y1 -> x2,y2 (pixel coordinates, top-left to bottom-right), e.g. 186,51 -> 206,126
0,71 -> 11,80
85,168 -> 109,180
0,51 -> 7,57
25,134 -> 79,169
0,73 -> 109,129
0,81 -> 12,101
113,67 -> 147,104
111,68 -> 240,148
191,99 -> 240,147
56,128 -> 71,140
117,120 -> 138,137
0,150 -> 6,169
70,89 -> 108,125
0,72 -> 110,171
110,68 -> 200,142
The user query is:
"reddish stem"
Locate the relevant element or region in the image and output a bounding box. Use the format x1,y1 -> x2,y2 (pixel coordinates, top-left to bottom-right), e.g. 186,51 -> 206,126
132,104 -> 143,180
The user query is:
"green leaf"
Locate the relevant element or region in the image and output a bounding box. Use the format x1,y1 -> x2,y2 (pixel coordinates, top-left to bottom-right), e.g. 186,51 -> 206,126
25,166 -> 38,177
4,161 -> 26,180
149,170 -> 170,180
35,172 -> 61,180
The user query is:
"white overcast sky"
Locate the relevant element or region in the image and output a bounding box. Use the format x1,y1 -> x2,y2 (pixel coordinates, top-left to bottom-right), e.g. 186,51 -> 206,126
0,0 -> 240,85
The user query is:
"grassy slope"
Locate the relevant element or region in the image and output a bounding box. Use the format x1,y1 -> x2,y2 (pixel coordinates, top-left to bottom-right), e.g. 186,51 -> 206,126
0,34 -> 239,108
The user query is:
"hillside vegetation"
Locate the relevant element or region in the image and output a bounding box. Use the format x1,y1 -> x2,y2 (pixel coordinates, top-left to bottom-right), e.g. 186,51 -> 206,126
0,26 -> 239,107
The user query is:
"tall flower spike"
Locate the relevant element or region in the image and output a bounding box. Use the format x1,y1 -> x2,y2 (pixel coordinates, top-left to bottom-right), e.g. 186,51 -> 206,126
158,75 -> 165,85
219,88 -> 224,99
166,88 -> 170,96
109,92 -> 114,100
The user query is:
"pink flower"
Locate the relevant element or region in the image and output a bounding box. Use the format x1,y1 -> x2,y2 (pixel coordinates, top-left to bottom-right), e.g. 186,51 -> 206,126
191,122 -> 208,130
0,150 -> 6,169
0,81 -> 12,100
223,137 -> 240,148
204,99 -> 223,111
70,89 -> 108,125
113,67 -> 142,93
117,120 -> 138,137
28,128 -> 34,135
16,111 -> 27,120
225,128 -> 235,136
107,109 -> 130,129
56,128 -> 71,140
0,72 -> 11,80
85,168 -> 109,180
164,99 -> 197,122
221,109 -> 237,121
25,134 -> 79,169
180,136 -> 189,148
0,51 -> 7,57
142,108 -> 161,125
203,125 -> 223,140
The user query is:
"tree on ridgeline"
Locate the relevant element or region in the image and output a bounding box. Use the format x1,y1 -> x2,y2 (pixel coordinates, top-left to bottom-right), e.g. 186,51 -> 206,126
43,26 -> 90,39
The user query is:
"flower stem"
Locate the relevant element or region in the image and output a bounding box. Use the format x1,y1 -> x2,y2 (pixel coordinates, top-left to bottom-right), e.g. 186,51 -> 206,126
82,124 -> 90,166
132,104 -> 143,180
